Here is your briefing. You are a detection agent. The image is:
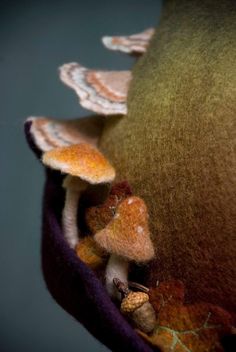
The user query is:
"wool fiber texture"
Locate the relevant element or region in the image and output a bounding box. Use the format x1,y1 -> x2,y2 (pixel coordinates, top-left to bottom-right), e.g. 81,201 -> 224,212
100,0 -> 236,312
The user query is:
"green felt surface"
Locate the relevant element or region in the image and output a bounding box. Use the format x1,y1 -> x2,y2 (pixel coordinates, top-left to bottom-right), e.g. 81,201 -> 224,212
100,0 -> 236,313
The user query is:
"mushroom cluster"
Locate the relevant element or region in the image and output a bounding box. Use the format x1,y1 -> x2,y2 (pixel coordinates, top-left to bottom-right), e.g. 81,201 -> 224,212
28,114 -> 155,305
26,27 -> 155,259
25,27 -> 156,335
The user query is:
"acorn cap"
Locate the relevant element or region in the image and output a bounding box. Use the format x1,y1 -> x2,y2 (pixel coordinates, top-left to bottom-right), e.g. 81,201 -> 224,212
94,196 -> 155,262
42,143 -> 115,184
121,292 -> 149,314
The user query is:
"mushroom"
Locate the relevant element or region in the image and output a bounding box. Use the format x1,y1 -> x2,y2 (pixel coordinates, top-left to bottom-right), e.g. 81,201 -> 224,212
42,143 -> 115,249
94,196 -> 155,299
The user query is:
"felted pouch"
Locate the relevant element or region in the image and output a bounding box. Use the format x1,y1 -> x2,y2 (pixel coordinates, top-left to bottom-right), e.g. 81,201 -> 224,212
24,1 -> 236,350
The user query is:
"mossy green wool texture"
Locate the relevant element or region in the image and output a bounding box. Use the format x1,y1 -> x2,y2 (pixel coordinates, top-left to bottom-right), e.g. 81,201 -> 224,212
100,0 -> 236,312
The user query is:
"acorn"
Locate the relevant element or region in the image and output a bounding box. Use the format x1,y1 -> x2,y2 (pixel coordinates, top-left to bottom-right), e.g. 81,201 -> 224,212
114,278 -> 156,334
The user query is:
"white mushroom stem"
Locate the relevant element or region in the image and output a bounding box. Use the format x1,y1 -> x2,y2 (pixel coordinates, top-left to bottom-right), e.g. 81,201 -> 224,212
62,175 -> 87,249
62,188 -> 80,249
105,254 -> 129,300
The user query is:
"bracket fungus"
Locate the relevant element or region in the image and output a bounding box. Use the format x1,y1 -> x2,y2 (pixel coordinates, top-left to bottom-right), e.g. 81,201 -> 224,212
94,196 -> 155,299
26,115 -> 103,152
42,143 -> 115,248
59,63 -> 132,115
102,27 -> 154,54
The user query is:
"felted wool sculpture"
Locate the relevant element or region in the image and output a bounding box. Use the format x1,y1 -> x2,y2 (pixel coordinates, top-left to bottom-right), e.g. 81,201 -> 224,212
25,0 -> 236,351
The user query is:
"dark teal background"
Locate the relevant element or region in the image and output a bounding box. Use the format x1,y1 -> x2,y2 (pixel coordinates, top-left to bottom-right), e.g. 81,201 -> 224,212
0,1 -> 162,351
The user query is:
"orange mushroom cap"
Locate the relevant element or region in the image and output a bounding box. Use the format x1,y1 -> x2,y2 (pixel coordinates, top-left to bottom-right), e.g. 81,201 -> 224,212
94,196 -> 155,262
42,143 -> 115,184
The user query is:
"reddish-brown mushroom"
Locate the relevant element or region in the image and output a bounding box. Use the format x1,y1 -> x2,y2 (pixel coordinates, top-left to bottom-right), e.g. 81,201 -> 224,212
94,196 -> 155,299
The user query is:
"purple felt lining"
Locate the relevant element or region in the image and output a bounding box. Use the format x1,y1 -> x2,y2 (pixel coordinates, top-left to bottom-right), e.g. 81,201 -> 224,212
24,121 -> 158,352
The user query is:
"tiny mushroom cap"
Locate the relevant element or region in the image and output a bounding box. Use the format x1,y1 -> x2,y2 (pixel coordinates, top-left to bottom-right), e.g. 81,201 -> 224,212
94,196 -> 155,262
42,143 -> 115,184
75,237 -> 108,270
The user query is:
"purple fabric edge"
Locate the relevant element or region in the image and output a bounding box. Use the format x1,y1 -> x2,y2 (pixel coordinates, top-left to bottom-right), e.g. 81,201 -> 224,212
24,121 -> 158,352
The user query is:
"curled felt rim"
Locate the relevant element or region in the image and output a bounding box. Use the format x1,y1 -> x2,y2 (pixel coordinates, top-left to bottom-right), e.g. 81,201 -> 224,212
24,120 -> 158,352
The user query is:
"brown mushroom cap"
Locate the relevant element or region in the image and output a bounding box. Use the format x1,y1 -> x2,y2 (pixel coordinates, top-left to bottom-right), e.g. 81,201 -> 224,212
94,196 -> 155,262
42,143 -> 115,184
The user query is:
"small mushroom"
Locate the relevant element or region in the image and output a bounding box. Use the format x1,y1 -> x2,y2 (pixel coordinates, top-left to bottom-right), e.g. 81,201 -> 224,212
114,278 -> 156,334
94,196 -> 155,299
42,143 -> 115,249
62,175 -> 87,248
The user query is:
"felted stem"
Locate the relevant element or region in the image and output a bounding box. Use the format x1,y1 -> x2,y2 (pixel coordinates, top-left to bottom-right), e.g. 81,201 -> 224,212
105,254 -> 129,300
62,176 -> 87,249
62,188 -> 80,249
